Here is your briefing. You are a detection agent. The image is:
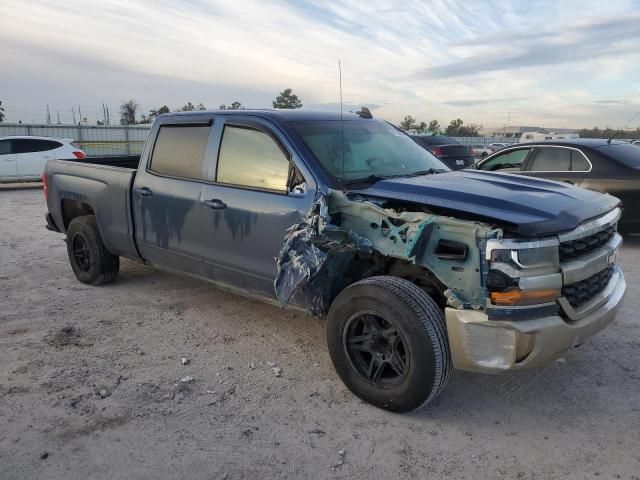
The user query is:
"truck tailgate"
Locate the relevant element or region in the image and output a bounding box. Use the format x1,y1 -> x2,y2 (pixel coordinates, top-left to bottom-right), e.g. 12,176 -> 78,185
44,160 -> 141,260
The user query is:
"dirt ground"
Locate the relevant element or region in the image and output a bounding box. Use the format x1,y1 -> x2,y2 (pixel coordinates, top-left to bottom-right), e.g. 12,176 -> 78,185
1,184 -> 639,480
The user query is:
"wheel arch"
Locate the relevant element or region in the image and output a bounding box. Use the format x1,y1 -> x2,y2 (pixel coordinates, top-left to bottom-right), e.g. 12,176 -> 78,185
61,199 -> 95,230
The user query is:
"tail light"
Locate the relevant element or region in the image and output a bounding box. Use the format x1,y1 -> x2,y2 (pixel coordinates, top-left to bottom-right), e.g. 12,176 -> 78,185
72,151 -> 86,159
42,173 -> 48,201
433,147 -> 442,156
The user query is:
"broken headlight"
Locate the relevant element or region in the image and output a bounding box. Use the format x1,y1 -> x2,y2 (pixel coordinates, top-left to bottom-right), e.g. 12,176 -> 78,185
486,244 -> 560,306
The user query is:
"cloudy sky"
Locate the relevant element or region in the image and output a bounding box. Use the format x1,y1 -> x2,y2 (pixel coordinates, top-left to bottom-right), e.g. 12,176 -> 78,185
2,0 -> 640,129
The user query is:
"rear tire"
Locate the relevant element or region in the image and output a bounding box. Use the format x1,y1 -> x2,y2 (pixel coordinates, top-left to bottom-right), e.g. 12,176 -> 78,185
66,215 -> 119,285
327,276 -> 452,412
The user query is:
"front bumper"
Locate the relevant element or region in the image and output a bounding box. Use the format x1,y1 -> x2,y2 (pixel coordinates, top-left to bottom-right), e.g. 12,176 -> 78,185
445,267 -> 626,373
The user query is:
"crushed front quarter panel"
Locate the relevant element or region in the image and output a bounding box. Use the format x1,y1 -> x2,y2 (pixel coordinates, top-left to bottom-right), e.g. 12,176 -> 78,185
274,189 -> 501,316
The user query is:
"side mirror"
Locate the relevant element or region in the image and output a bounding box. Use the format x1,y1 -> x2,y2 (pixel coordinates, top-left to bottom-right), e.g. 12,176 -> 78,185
290,181 -> 308,197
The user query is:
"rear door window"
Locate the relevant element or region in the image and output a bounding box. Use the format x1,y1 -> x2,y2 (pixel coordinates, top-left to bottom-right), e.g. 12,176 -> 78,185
479,148 -> 531,171
216,125 -> 290,192
529,147 -> 571,171
149,125 -> 211,180
11,139 -> 61,154
570,151 -> 590,171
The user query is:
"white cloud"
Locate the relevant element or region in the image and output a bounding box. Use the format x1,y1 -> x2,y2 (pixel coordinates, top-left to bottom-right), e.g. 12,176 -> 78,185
1,0 -> 639,128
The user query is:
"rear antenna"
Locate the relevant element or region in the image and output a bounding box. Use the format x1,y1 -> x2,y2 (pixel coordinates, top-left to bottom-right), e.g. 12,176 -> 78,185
339,60 -> 345,190
608,111 -> 639,144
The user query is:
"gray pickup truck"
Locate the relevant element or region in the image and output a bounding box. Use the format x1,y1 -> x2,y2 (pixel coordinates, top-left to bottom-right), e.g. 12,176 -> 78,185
43,109 -> 626,412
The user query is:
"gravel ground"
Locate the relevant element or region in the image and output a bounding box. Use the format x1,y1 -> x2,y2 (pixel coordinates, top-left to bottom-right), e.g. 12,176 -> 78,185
1,184 -> 640,480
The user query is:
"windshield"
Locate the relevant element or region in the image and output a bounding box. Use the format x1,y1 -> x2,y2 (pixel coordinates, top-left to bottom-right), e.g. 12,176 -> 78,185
291,120 -> 449,183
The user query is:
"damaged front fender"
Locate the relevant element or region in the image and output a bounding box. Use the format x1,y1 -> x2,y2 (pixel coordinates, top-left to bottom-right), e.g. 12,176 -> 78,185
274,189 -> 500,316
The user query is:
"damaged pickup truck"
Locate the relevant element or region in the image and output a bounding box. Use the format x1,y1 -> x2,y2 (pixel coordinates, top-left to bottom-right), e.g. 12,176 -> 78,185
43,109 -> 626,412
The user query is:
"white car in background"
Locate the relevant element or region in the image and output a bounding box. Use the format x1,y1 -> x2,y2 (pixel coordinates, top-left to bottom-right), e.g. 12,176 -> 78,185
0,136 -> 86,183
469,144 -> 498,158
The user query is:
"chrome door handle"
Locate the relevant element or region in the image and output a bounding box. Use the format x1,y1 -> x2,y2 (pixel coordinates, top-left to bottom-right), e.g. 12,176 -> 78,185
202,199 -> 227,210
134,186 -> 153,197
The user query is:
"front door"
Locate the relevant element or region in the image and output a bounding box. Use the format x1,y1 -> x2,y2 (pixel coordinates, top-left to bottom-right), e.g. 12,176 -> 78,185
198,117 -> 316,299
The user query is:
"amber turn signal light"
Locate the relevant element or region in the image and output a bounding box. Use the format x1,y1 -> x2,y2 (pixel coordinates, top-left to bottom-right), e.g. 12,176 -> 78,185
490,288 -> 560,306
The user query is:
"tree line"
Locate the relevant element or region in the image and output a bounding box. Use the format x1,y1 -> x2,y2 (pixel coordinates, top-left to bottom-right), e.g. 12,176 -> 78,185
399,115 -> 481,136
116,88 -> 303,125
578,126 -> 640,140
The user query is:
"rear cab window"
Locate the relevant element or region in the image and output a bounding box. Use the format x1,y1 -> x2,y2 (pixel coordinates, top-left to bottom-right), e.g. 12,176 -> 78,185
149,125 -> 211,180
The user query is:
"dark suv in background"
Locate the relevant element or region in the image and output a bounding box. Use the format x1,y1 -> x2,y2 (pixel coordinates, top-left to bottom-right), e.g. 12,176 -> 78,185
410,135 -> 475,170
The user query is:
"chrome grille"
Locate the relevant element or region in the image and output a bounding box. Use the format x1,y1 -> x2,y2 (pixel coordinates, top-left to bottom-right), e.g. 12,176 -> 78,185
559,225 -> 615,262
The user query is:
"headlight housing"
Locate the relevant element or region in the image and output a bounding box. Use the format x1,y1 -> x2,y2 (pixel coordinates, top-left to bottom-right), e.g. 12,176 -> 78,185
486,241 -> 561,307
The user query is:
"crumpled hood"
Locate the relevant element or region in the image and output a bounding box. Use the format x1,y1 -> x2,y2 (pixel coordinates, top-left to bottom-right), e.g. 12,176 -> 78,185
355,170 -> 620,237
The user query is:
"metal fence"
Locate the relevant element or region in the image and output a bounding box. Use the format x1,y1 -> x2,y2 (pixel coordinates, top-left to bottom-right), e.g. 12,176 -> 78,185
0,124 -> 519,156
0,123 -> 152,156
450,136 -> 516,145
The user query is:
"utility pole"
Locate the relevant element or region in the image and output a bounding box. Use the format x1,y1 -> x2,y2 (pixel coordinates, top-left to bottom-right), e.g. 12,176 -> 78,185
56,112 -> 61,124
78,105 -> 83,124
71,107 -> 76,124
45,105 -> 51,124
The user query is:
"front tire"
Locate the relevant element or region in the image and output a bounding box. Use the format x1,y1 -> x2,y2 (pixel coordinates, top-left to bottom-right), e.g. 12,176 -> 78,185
66,215 -> 119,285
327,276 -> 452,412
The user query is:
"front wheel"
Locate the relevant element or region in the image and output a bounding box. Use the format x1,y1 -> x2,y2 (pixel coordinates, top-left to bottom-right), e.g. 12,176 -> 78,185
66,215 -> 119,285
327,276 -> 452,412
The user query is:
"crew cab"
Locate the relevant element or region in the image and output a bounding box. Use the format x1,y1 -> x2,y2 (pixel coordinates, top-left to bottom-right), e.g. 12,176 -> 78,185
43,110 -> 626,412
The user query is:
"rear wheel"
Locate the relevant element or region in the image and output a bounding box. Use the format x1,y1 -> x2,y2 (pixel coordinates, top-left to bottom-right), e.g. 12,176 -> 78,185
66,215 -> 119,285
327,276 -> 452,412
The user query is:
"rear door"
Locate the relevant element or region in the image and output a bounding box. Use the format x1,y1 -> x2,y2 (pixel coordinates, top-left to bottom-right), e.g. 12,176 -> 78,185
198,116 -> 317,298
0,139 -> 18,181
132,116 -> 217,276
13,139 -> 60,180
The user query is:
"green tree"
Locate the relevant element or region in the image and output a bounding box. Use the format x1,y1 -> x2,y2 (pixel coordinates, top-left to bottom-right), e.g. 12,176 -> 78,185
0,100 -> 5,123
196,103 -> 206,111
428,119 -> 440,134
459,124 -> 480,136
181,102 -> 196,112
119,99 -> 138,125
399,115 -> 417,131
445,118 -> 464,136
149,105 -> 170,119
272,88 -> 302,109
218,101 -> 242,110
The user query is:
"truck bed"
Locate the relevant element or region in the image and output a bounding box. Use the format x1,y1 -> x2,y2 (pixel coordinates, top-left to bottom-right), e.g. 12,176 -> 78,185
44,159 -> 141,260
76,154 -> 141,169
